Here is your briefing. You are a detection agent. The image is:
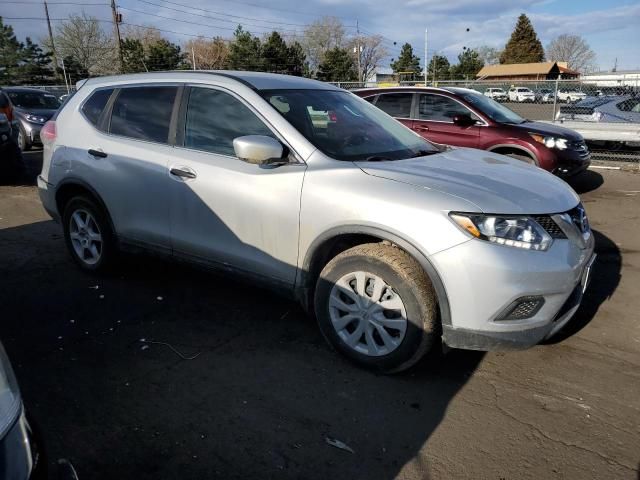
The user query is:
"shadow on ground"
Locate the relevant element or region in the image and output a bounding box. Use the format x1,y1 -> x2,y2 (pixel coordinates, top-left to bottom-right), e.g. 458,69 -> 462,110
0,219 -> 483,480
566,169 -> 604,194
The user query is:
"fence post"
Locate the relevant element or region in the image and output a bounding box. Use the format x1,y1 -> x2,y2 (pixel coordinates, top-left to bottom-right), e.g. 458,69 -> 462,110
552,75 -> 560,122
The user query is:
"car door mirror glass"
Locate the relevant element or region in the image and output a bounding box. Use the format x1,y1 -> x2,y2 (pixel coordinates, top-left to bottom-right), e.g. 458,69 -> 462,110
233,135 -> 285,165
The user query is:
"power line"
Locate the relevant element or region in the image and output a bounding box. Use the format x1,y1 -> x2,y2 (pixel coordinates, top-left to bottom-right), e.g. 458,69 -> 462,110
0,1 -> 108,4
118,5 -> 305,35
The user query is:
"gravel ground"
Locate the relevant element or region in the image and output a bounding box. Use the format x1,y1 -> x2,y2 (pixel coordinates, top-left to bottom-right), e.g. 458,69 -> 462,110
0,151 -> 638,479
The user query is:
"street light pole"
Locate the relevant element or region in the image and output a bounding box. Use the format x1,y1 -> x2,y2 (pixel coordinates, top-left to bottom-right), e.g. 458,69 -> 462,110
424,28 -> 428,86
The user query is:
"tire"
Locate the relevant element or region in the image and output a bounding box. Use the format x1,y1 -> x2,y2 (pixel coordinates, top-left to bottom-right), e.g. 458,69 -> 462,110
17,126 -> 31,151
62,196 -> 116,273
314,243 -> 438,374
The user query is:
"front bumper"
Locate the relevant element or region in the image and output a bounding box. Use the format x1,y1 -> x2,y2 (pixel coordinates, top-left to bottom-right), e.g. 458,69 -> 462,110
431,230 -> 596,351
20,120 -> 43,145
554,145 -> 591,177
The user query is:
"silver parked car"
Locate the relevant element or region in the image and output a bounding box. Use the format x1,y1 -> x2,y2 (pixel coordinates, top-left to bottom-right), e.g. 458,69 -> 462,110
37,72 -> 595,373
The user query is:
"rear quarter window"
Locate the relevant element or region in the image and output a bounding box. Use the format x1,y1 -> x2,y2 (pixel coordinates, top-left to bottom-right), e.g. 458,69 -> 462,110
81,88 -> 114,127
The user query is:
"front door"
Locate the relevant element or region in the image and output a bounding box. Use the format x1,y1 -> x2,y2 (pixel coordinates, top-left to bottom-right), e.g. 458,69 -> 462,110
412,93 -> 481,148
168,86 -> 305,286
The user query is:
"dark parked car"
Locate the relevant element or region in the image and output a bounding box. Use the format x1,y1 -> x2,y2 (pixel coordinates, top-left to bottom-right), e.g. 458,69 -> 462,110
0,340 -> 78,479
0,90 -> 26,181
354,87 -> 590,176
3,87 -> 61,151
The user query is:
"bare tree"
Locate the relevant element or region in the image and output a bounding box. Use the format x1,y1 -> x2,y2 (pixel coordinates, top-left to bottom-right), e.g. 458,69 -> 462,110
348,34 -> 388,82
121,25 -> 163,52
302,16 -> 346,75
185,37 -> 229,70
49,13 -> 117,75
475,45 -> 502,66
546,34 -> 596,73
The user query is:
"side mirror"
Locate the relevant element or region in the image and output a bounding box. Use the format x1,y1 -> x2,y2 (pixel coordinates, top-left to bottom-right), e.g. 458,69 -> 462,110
453,114 -> 476,127
233,135 -> 285,166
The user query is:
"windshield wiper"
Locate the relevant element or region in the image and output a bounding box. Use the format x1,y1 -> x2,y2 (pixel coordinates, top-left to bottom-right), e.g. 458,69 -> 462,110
364,155 -> 391,162
409,149 -> 437,158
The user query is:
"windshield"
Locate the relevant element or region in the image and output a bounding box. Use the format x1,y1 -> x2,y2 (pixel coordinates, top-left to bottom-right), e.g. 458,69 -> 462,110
7,91 -> 60,110
260,89 -> 439,161
462,92 -> 526,124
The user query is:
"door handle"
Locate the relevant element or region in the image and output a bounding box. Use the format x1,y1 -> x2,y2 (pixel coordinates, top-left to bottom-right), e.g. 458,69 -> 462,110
88,149 -> 107,158
414,125 -> 429,132
170,167 -> 197,179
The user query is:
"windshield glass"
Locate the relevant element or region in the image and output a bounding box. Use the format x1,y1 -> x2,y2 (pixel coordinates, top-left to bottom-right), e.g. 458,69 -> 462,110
462,92 -> 526,124
7,91 -> 60,109
260,89 -> 439,161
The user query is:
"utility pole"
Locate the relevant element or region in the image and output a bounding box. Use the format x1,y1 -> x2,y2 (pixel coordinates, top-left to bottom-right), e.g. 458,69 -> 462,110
355,20 -> 362,83
424,28 -> 428,86
110,0 -> 124,72
43,1 -> 61,82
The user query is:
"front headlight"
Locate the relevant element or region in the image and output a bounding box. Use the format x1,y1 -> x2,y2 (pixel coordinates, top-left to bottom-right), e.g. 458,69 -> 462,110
25,114 -> 46,124
529,133 -> 568,150
0,343 -> 21,439
450,213 -> 553,251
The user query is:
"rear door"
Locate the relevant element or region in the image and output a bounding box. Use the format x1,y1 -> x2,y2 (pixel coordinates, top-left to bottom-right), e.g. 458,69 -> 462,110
71,85 -> 177,251
372,92 -> 414,129
412,93 -> 481,148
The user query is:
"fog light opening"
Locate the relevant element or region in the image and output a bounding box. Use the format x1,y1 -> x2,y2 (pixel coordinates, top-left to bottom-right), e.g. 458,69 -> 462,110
496,296 -> 545,321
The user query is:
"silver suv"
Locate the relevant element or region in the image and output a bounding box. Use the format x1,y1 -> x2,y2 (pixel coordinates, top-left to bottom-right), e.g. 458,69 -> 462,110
38,72 -> 595,373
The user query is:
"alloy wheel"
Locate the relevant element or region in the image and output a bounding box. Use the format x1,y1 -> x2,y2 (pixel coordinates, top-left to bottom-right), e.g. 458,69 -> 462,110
69,209 -> 103,265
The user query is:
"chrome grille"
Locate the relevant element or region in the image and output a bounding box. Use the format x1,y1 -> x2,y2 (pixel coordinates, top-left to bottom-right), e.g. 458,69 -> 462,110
532,215 -> 567,239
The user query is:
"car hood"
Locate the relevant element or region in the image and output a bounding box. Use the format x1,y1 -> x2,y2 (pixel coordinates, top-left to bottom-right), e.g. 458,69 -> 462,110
15,107 -> 56,119
356,148 -> 580,215
517,120 -> 583,141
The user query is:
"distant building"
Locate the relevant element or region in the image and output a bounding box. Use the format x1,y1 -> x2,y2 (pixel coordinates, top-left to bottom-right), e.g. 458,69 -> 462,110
476,62 -> 579,81
581,70 -> 640,87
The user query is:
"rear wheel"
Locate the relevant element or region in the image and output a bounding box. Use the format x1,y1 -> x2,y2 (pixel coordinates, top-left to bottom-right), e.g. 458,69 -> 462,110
17,127 -> 31,151
314,243 -> 438,374
62,196 -> 116,272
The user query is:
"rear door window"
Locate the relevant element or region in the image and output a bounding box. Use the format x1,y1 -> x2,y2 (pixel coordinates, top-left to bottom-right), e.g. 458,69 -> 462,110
81,88 -> 114,127
110,86 -> 177,143
374,93 -> 413,118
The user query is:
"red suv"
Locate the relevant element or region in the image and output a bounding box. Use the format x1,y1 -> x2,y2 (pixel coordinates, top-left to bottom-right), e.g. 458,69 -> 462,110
354,87 -> 590,176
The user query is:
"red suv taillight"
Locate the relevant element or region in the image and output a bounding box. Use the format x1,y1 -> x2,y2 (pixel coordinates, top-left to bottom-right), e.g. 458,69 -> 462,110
40,120 -> 56,146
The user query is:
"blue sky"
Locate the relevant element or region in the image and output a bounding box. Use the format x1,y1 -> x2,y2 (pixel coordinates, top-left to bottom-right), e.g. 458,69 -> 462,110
3,0 -> 639,71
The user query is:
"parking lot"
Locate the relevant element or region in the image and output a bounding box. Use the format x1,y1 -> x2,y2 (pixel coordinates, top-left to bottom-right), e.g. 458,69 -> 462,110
1,150 -> 639,479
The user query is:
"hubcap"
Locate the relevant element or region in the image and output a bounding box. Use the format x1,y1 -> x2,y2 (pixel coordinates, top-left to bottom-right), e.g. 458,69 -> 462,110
329,271 -> 408,357
69,209 -> 102,265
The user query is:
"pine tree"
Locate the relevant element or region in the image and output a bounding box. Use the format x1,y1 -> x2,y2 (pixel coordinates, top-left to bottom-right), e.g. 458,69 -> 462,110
450,49 -> 484,79
227,26 -> 262,71
147,39 -> 184,71
390,43 -> 421,77
0,17 -> 24,84
316,47 -> 356,81
121,38 -> 147,73
427,54 -> 450,81
19,38 -> 54,84
500,14 -> 544,64
286,41 -> 306,77
262,32 -> 289,74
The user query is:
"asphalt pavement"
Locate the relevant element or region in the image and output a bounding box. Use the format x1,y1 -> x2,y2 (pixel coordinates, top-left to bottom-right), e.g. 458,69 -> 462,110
0,150 -> 638,479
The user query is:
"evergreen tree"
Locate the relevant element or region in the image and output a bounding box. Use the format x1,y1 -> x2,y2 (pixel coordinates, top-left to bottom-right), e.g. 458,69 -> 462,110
57,55 -> 88,85
500,14 -> 544,64
262,32 -> 289,73
450,49 -> 484,78
390,43 -> 421,77
227,26 -> 262,71
121,38 -> 147,73
316,47 -> 356,81
0,17 -> 24,84
147,39 -> 184,71
286,41 -> 306,77
427,54 -> 450,81
18,38 -> 54,84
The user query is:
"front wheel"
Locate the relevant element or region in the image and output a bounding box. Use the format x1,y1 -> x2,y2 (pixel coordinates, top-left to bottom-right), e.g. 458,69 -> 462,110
17,127 -> 31,151
314,243 -> 439,374
62,196 -> 116,272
